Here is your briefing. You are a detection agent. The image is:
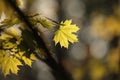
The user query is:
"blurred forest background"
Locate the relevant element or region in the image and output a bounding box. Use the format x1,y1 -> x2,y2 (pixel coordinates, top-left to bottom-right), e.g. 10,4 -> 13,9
0,0 -> 120,80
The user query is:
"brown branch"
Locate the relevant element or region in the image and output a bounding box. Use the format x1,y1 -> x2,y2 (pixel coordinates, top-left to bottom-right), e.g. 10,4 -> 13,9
5,0 -> 73,80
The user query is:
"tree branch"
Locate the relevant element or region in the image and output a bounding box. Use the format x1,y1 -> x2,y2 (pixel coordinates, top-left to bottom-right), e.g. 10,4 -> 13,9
5,0 -> 72,80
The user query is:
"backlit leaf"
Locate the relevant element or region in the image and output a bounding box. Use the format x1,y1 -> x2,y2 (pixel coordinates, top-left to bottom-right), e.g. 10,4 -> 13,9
0,50 -> 23,76
53,20 -> 80,48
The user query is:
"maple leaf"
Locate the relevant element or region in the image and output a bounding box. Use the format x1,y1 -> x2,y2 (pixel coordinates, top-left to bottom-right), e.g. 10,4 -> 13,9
30,53 -> 37,60
0,50 -> 23,76
21,53 -> 37,67
4,25 -> 21,38
22,56 -> 32,67
38,18 -> 54,29
53,20 -> 80,48
16,51 -> 36,67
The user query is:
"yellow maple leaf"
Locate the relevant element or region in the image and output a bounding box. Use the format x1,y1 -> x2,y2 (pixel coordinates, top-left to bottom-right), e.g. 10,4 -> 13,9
0,26 -> 21,40
53,20 -> 80,48
4,27 -> 21,38
39,18 -> 54,29
0,50 -> 23,76
16,51 -> 36,67
30,53 -> 37,60
22,56 -> 32,67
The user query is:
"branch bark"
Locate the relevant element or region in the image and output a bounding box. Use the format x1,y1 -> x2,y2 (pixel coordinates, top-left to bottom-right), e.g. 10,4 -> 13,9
5,0 -> 73,80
